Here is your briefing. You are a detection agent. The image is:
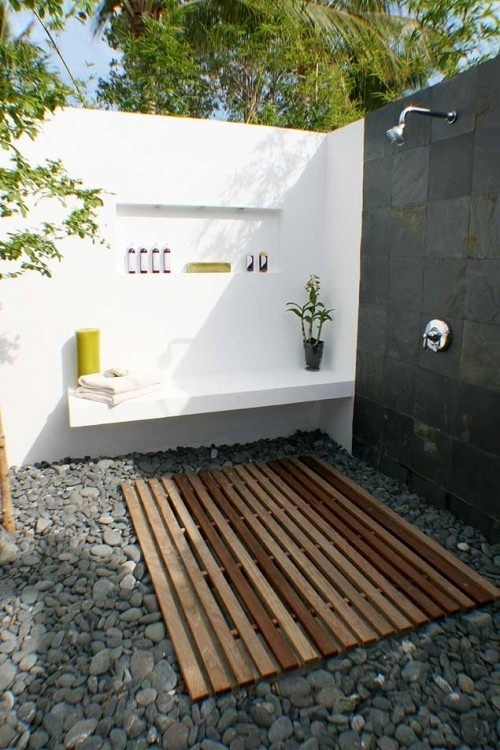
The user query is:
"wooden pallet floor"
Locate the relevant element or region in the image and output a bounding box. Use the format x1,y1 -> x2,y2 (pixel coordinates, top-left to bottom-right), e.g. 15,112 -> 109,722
121,455 -> 499,701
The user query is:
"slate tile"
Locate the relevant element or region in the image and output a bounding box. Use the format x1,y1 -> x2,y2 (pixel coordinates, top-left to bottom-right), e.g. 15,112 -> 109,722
357,305 -> 387,355
447,493 -> 500,543
390,204 -> 426,258
428,133 -> 474,200
353,395 -> 386,448
364,157 -> 392,209
392,147 -> 429,206
454,382 -> 500,456
430,66 -> 477,142
382,358 -> 416,416
473,127 -> 500,192
465,259 -> 500,325
468,192 -> 500,260
377,407 -> 414,466
460,321 -> 500,391
414,368 -> 458,434
476,56 -> 500,130
450,439 -> 500,516
411,421 -> 453,487
359,256 -> 389,306
408,473 -> 448,509
361,207 -> 391,257
425,196 -> 470,258
422,257 -> 466,319
355,350 -> 384,401
377,453 -> 409,485
386,309 -> 421,363
364,101 -> 403,162
388,257 -> 423,311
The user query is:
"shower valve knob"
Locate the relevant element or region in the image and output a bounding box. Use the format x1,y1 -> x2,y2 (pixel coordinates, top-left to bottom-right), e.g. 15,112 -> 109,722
422,319 -> 451,352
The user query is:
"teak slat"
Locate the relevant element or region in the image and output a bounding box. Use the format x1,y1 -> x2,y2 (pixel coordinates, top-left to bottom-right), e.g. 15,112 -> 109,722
302,455 -> 499,603
122,455 -> 499,701
280,458 -> 474,612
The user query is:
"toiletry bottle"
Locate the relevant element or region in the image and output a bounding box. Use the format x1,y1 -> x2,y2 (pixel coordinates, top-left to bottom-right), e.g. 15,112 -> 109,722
163,245 -> 171,273
127,246 -> 136,273
152,245 -> 160,273
259,252 -> 268,272
140,247 -> 148,273
246,254 -> 254,272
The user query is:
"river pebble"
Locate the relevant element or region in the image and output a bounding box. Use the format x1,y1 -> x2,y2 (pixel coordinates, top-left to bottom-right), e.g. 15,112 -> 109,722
0,431 -> 498,749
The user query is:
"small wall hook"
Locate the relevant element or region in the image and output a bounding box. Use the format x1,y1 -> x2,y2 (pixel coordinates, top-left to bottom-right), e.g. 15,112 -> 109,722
422,319 -> 451,352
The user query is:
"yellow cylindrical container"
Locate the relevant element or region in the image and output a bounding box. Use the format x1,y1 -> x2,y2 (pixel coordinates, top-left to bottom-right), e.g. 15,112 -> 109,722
76,328 -> 100,378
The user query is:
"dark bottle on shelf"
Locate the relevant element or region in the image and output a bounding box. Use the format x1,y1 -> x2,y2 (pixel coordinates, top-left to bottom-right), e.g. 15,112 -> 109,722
246,254 -> 254,272
259,251 -> 268,272
152,245 -> 160,273
139,247 -> 148,273
127,246 -> 136,274
163,245 -> 171,273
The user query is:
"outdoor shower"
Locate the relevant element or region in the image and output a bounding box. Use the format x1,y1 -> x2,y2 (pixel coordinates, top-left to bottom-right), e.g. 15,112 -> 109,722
385,105 -> 457,145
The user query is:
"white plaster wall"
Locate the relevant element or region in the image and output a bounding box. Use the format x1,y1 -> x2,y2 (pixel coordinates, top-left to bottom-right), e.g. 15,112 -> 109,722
319,119 -> 364,450
0,108 -> 362,466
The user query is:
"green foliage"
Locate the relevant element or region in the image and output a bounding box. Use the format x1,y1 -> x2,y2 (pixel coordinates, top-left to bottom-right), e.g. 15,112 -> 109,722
95,0 -> 500,130
0,0 -> 104,279
287,274 -> 334,346
96,3 -> 213,116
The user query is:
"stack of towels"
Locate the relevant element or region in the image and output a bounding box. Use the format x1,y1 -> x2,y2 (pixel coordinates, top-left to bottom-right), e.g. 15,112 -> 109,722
76,368 -> 162,406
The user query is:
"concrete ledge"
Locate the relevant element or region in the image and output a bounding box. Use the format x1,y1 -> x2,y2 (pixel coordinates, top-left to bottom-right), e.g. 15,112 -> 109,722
67,368 -> 354,428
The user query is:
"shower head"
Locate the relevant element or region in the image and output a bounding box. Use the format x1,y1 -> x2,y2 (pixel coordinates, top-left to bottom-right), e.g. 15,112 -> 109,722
385,105 -> 457,146
386,123 -> 406,145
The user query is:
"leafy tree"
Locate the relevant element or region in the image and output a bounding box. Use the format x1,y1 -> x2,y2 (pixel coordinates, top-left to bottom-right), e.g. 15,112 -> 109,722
0,0 -> 104,279
96,1 -> 213,116
94,0 -> 500,129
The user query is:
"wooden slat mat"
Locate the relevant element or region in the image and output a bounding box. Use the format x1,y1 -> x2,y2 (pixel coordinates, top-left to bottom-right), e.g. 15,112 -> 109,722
121,455 -> 499,701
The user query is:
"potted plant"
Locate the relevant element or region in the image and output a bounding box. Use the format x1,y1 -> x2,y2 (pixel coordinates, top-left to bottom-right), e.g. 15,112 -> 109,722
286,274 -> 334,370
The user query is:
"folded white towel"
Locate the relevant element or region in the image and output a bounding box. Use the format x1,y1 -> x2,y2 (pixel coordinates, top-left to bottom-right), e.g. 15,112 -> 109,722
76,383 -> 161,406
78,370 -> 162,395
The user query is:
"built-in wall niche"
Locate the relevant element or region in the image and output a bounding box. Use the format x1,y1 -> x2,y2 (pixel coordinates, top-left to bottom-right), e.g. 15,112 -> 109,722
116,203 -> 283,274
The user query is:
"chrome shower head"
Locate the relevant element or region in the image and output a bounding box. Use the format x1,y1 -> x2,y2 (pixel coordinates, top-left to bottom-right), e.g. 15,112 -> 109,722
385,105 -> 457,145
385,123 -> 406,145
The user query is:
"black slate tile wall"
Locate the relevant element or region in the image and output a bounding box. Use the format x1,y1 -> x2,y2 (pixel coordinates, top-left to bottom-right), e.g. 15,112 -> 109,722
355,56 -> 500,541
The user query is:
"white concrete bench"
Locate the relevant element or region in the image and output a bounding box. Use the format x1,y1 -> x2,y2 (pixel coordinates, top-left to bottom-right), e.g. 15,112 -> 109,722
67,368 -> 354,428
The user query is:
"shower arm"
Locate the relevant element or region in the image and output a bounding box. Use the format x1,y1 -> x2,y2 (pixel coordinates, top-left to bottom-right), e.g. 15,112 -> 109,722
398,106 -> 457,125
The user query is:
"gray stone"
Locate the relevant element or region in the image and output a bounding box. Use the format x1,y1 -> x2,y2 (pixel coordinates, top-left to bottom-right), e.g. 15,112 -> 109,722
442,692 -> 472,713
337,730 -> 363,750
136,688 -> 157,706
376,738 -> 398,750
130,649 -> 154,680
64,718 -> 98,748
218,708 -> 237,733
89,649 -> 112,676
268,716 -> 294,744
21,586 -> 39,604
250,701 -> 275,728
462,610 -> 493,628
401,661 -> 430,683
0,660 -> 16,692
109,728 -> 127,750
144,621 -> 166,643
90,545 -> 113,558
394,724 -> 418,745
276,674 -> 312,697
457,673 -> 475,694
119,607 -> 142,623
162,722 -> 190,750
151,659 -> 177,692
103,529 -> 122,546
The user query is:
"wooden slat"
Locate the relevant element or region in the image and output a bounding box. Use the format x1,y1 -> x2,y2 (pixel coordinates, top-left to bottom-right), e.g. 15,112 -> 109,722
280,457 -> 474,612
121,482 -> 210,700
211,466 -> 358,651
154,477 -> 277,680
122,455 -> 500,701
134,480 -> 234,694
244,462 -> 422,631
302,455 -> 500,603
266,459 -> 443,620
230,464 -> 387,641
196,469 -> 327,660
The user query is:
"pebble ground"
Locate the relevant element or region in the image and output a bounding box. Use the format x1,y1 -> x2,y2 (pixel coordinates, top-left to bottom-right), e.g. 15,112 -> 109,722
0,430 -> 499,750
